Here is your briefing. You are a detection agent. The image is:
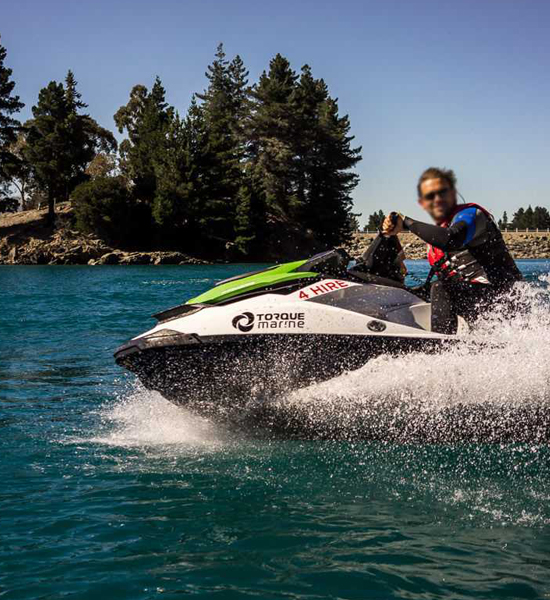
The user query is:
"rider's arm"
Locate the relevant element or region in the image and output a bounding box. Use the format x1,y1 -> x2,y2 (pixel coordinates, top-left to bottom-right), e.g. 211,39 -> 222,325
403,207 -> 481,251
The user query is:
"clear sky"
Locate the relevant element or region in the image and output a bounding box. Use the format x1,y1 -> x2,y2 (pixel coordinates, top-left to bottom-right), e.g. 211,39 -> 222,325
2,0 -> 549,223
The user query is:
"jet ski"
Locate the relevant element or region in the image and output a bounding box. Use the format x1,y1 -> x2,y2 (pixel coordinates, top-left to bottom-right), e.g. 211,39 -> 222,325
114,233 -> 461,414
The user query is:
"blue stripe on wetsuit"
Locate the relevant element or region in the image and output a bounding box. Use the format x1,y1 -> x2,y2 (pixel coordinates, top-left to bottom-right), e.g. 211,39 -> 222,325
451,207 -> 478,244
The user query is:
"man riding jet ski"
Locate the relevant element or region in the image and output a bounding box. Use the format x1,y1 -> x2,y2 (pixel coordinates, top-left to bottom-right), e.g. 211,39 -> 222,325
114,233 -> 464,413
382,167 -> 522,333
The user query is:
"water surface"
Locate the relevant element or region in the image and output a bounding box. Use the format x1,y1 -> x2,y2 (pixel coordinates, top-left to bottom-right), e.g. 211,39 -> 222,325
1,261 -> 550,599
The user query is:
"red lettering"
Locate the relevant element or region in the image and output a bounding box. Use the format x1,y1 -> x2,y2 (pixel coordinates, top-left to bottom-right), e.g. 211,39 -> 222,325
309,285 -> 327,296
299,291 -> 309,299
325,282 -> 338,291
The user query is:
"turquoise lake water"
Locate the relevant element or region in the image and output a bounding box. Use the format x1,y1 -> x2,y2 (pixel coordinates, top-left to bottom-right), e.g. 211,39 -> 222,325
1,261 -> 550,599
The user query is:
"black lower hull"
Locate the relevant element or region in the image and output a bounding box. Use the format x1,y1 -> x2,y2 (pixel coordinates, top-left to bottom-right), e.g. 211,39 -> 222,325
115,333 -> 445,411
115,333 -> 550,442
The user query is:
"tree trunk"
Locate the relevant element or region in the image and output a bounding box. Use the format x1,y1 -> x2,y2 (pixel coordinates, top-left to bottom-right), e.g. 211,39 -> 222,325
47,186 -> 56,226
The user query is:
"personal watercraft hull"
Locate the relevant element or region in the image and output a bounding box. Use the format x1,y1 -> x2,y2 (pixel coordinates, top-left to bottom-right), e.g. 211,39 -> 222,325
115,246 -> 457,417
115,330 -> 449,414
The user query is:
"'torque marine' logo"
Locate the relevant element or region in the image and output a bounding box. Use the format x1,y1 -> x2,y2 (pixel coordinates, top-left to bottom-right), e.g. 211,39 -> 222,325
232,311 -> 306,332
232,312 -> 255,332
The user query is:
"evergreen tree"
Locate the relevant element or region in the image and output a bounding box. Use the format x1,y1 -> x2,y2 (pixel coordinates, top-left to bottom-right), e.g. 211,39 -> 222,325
0,38 -> 24,159
25,75 -> 117,223
24,81 -> 70,222
499,210 -> 508,230
533,206 -> 550,229
524,205 -> 534,228
62,70 -> 116,200
0,36 -> 24,200
511,207 -> 525,229
247,54 -> 299,214
509,205 -> 550,229
195,44 -> 250,244
365,210 -> 385,231
65,70 -> 87,112
298,92 -> 361,245
228,54 -> 251,149
233,173 -> 266,256
291,65 -> 329,219
346,212 -> 361,232
114,77 -> 172,203
246,56 -> 361,246
72,176 -> 149,248
152,111 -> 193,243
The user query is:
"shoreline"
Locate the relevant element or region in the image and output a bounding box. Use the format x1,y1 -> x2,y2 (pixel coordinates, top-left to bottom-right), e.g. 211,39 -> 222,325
2,206 -> 550,265
346,231 -> 550,261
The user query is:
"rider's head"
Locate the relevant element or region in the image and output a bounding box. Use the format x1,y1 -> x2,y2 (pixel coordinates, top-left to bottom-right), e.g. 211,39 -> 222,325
417,167 -> 458,223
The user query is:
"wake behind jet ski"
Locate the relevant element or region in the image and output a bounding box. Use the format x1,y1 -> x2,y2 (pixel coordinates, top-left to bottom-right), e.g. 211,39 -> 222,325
114,234 -> 463,415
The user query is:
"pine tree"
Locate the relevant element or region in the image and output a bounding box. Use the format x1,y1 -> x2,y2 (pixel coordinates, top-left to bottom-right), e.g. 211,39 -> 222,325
24,82 -> 70,222
302,95 -> 361,245
0,37 -> 24,194
25,75 -> 117,223
65,70 -> 87,112
524,205 -> 534,229
114,77 -> 172,204
246,56 -> 361,247
346,212 -> 361,232
233,174 -> 266,256
501,210 -> 508,230
247,54 -> 299,214
152,94 -> 223,252
365,210 -> 385,231
510,207 -> 525,229
185,96 -> 223,249
533,206 -> 550,229
291,65 -> 329,218
62,70 -> 116,201
152,112 -> 193,241
195,44 -> 250,245
509,205 -> 550,229
228,54 -> 251,149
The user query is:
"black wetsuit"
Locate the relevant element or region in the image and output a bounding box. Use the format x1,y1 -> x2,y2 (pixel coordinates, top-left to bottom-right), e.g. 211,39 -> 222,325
403,206 -> 522,334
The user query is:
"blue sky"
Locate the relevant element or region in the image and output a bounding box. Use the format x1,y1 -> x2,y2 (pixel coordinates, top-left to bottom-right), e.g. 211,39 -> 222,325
3,0 -> 549,223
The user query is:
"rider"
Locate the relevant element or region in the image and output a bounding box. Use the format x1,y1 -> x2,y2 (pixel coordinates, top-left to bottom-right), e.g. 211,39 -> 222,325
382,167 -> 522,334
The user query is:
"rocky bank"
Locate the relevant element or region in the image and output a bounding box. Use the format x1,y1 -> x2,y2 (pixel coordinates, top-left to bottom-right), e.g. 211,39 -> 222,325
345,232 -> 550,261
0,204 -> 206,266
1,205 -> 549,265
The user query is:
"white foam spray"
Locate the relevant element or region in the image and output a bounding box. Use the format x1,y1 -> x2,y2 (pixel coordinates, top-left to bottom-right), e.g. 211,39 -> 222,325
272,277 -> 550,440
89,387 -> 229,450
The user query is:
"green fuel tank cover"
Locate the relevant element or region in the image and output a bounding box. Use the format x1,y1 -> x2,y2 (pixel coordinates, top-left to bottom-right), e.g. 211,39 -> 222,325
186,260 -> 317,305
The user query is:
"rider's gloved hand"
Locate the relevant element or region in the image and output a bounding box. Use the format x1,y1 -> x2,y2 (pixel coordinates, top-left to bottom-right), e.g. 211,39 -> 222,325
382,213 -> 404,236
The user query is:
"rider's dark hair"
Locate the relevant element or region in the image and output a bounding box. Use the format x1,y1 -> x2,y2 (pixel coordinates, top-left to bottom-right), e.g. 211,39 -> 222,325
417,167 -> 457,197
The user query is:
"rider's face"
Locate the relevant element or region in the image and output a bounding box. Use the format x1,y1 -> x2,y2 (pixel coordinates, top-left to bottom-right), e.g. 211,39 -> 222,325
418,178 -> 457,222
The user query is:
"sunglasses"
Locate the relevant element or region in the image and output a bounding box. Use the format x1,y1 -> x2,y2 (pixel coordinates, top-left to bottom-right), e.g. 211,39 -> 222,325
423,188 -> 451,201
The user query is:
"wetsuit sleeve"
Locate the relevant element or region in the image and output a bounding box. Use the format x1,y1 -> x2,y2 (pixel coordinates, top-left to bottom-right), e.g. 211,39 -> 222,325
402,216 -> 469,251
